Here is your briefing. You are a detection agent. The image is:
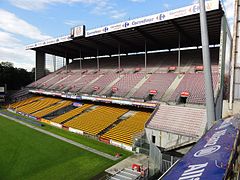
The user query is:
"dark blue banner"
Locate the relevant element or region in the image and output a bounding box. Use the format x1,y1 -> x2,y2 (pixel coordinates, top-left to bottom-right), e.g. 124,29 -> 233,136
163,117 -> 239,180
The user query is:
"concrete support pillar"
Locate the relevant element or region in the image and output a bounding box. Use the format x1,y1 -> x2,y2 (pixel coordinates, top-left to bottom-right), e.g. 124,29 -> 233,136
35,51 -> 45,81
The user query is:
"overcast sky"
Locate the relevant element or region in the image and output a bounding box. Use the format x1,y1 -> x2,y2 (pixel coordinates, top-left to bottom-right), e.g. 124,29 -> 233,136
0,0 -> 234,71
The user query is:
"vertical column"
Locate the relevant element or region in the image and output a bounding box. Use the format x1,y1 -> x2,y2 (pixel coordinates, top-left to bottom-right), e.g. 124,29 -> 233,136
52,55 -> 56,72
199,0 -> 215,129
178,32 -> 181,73
65,52 -> 69,72
118,44 -> 121,70
97,48 -> 100,70
35,51 -> 46,81
145,40 -> 147,75
79,49 -> 82,70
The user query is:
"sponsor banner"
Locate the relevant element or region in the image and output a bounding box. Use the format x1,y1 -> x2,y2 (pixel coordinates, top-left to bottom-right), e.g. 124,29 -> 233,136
42,91 -> 52,95
52,92 -> 62,97
122,143 -> 133,151
71,95 -> 77,99
163,117 -> 239,180
110,140 -> 133,151
62,125 -> 69,130
76,96 -> 82,100
66,95 -> 72,99
50,122 -> 62,128
81,96 -> 96,101
29,89 -> 38,93
28,115 -> 37,120
61,94 -> 67,98
86,0 -> 219,37
69,127 -> 84,135
110,140 -> 122,147
41,119 -> 51,124
95,98 -> 112,103
99,137 -> 110,144
26,35 -> 72,49
112,100 -> 132,105
72,102 -> 83,107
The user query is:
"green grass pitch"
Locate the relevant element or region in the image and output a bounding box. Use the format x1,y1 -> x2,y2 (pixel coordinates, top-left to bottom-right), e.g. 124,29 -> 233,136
0,115 -> 117,180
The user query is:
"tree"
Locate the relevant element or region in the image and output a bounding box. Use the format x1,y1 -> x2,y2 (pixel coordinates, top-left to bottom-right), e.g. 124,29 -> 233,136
0,61 -> 34,90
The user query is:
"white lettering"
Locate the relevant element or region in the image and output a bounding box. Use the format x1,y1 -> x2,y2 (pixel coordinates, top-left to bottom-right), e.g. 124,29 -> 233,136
178,163 -> 208,180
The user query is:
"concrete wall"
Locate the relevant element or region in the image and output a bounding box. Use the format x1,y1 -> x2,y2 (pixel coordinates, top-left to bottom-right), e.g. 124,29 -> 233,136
145,128 -> 195,149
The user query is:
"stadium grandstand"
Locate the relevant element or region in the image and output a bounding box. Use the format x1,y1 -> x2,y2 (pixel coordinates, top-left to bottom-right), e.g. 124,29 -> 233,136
6,0 -> 239,179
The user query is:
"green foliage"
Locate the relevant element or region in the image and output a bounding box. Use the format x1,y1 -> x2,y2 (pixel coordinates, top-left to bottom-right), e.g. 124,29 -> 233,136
0,116 -> 116,180
0,62 -> 34,90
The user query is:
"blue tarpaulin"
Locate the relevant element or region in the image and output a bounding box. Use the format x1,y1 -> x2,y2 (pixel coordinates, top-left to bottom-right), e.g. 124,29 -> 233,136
162,117 -> 239,180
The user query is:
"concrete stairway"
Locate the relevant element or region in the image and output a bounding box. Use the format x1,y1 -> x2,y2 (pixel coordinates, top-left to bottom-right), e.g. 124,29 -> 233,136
126,74 -> 151,98
99,75 -> 124,95
160,74 -> 185,102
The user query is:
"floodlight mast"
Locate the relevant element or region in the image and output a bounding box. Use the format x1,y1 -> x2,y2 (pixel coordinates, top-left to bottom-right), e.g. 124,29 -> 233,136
199,0 -> 216,130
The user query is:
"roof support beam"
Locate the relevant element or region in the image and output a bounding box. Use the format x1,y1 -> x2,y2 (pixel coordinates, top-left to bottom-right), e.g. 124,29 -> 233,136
69,41 -> 96,52
87,38 -> 116,51
108,34 -> 141,49
170,20 -> 197,45
40,47 -> 78,58
136,28 -> 160,45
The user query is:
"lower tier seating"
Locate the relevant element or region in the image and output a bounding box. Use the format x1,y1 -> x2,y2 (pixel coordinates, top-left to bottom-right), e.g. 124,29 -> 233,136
101,111 -> 151,145
10,96 -> 43,109
16,97 -> 61,114
32,100 -> 72,118
51,104 -> 93,124
64,106 -> 128,136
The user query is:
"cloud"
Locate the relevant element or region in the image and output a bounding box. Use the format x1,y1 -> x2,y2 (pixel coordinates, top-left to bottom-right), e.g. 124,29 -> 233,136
0,31 -> 22,48
64,20 -> 85,26
130,0 -> 145,2
9,0 -> 127,19
0,31 -> 34,71
0,9 -> 53,71
0,9 -> 51,41
163,3 -> 169,10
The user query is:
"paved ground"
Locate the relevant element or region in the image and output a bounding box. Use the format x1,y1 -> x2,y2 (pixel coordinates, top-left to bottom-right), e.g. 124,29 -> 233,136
0,111 -> 119,161
105,153 -> 149,175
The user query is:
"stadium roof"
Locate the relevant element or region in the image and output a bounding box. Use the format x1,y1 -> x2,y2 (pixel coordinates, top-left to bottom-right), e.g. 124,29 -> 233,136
26,0 -> 224,59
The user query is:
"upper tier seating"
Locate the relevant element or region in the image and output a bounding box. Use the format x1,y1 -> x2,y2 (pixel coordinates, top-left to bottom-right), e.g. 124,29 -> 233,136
81,72 -> 120,94
68,73 -> 100,92
101,111 -> 151,145
105,73 -> 145,97
132,73 -> 177,100
64,106 -> 128,136
169,72 -> 219,104
27,73 -> 58,88
26,48 -> 220,104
